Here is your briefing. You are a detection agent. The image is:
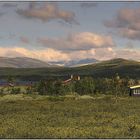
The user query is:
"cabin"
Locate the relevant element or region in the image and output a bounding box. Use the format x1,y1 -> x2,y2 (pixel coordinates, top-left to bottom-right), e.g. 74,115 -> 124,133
70,75 -> 80,81
9,83 -> 14,87
129,85 -> 140,96
62,75 -> 80,85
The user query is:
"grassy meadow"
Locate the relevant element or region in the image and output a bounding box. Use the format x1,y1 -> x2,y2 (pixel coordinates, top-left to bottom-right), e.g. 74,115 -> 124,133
0,94 -> 140,138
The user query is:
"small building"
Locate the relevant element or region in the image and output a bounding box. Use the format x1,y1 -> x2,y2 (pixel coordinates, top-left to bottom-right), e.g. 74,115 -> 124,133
9,82 -> 14,87
62,75 -> 80,85
71,75 -> 80,81
62,78 -> 72,85
130,85 -> 140,96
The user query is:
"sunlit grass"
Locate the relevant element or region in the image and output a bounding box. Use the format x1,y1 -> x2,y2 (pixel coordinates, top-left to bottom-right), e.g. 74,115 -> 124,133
0,94 -> 139,138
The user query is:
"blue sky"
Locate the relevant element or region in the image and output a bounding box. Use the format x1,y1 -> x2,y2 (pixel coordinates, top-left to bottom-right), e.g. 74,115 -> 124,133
0,1 -> 140,62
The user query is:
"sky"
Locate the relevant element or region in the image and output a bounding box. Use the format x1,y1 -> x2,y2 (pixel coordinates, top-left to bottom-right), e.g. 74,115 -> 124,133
0,1 -> 140,62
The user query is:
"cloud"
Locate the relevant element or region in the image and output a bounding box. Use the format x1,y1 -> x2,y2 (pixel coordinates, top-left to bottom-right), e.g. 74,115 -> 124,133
0,45 -> 139,62
16,2 -> 78,24
115,49 -> 140,60
0,46 -> 116,62
104,7 -> 140,40
67,49 -> 96,60
119,28 -> 140,40
67,47 -> 116,61
0,31 -> 116,61
20,36 -> 30,44
92,47 -> 116,60
38,32 -> 115,51
80,2 -> 98,8
0,47 -> 69,62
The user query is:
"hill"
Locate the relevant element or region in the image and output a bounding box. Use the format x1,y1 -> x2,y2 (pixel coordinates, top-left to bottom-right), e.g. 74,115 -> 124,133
49,58 -> 99,67
0,57 -> 98,68
0,58 -> 139,80
0,57 -> 53,68
73,58 -> 140,78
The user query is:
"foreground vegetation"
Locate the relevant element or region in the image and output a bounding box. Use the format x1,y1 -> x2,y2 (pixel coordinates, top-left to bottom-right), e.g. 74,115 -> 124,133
0,94 -> 140,138
0,73 -> 139,138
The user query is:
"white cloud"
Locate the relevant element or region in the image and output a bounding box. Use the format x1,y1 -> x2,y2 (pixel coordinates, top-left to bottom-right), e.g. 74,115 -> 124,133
115,48 -> 140,60
104,7 -> 140,40
0,46 -> 116,62
38,32 -> 115,51
17,2 -> 78,24
0,28 -> 118,61
0,47 -> 69,62
0,45 -> 139,62
0,30 -> 116,62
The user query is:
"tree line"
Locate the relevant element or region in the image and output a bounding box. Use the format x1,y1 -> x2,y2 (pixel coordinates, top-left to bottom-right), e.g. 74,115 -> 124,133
0,74 -> 139,96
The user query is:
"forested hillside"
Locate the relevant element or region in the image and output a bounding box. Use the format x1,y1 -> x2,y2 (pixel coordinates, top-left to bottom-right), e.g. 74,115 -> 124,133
0,58 -> 139,80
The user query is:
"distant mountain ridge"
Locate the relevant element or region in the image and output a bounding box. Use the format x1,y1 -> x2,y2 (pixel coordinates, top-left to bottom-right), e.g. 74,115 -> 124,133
0,58 -> 139,79
0,57 -> 99,68
0,57 -> 139,71
0,57 -> 52,68
48,58 -> 99,67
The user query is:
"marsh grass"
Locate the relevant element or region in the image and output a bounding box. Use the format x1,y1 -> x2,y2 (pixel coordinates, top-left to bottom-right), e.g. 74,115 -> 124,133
0,94 -> 140,138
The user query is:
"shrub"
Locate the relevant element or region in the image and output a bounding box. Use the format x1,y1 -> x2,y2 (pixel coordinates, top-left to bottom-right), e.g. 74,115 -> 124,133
26,87 -> 33,94
10,87 -> 21,94
75,77 -> 95,95
0,88 -> 4,94
47,96 -> 65,102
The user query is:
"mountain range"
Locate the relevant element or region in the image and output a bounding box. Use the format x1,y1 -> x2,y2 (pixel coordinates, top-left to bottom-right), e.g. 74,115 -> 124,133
0,57 -> 139,79
0,57 -> 52,68
0,57 -> 99,68
48,58 -> 99,67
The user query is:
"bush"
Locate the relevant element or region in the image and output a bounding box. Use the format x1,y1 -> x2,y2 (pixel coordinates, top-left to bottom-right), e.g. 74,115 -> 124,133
47,96 -> 66,102
0,88 -> 4,94
26,87 -> 33,94
10,87 -> 21,94
35,80 -> 47,95
75,77 -> 95,95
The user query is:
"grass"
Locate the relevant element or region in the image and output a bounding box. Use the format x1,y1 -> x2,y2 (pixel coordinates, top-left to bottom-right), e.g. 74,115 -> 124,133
0,94 -> 140,138
0,86 -> 27,94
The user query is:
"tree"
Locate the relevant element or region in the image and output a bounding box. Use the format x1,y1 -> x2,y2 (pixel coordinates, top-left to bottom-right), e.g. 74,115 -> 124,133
6,76 -> 16,94
7,76 -> 15,85
75,77 -> 95,95
36,80 -> 47,95
26,86 -> 33,94
47,80 -> 65,96
35,79 -> 68,96
63,82 -> 75,94
112,73 -> 120,96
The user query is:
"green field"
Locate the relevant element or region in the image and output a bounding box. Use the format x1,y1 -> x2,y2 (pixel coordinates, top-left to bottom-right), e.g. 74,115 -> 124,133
0,94 -> 140,138
0,86 -> 27,94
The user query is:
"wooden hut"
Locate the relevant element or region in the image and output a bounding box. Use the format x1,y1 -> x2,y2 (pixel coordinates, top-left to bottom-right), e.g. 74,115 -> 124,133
129,85 -> 140,96
62,75 -> 80,85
